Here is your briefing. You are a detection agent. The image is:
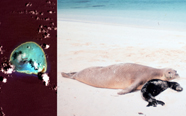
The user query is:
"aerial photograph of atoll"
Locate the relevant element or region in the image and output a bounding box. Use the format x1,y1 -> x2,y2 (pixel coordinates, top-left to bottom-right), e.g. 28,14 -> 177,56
0,0 -> 57,115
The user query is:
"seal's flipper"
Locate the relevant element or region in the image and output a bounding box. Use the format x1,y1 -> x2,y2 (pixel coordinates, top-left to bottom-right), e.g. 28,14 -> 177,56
61,72 -> 76,79
117,79 -> 142,95
156,100 -> 165,106
147,99 -> 165,107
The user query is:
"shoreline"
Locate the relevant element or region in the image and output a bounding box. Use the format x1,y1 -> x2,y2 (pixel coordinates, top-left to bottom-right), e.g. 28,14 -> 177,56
58,17 -> 186,32
58,8 -> 186,32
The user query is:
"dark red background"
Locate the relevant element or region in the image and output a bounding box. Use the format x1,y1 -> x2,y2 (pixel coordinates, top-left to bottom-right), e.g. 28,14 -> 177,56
0,0 -> 57,115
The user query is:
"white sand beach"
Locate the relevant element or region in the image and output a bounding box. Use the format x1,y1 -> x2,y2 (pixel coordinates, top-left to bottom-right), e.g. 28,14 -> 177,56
58,20 -> 186,116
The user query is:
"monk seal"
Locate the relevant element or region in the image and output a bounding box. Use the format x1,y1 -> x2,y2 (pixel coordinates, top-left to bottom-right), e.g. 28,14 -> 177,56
61,63 -> 179,95
141,79 -> 183,107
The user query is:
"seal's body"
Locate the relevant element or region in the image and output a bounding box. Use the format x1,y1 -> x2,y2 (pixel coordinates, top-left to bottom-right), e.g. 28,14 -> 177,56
141,79 -> 183,107
62,63 -> 179,95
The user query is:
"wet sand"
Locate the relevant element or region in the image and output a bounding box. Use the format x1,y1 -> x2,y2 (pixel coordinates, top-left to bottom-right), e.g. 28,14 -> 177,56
58,20 -> 186,116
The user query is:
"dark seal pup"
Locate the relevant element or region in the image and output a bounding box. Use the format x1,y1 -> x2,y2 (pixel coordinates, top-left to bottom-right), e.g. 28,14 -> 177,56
141,79 -> 183,107
62,63 -> 179,95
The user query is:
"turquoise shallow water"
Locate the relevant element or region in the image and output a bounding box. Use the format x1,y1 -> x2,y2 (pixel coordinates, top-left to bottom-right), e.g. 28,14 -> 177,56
58,0 -> 186,30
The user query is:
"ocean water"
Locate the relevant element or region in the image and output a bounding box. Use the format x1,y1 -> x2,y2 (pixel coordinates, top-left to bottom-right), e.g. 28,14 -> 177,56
58,0 -> 186,30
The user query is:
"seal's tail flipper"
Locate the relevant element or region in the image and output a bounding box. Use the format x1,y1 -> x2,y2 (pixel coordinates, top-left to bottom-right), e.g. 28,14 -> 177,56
61,72 -> 76,78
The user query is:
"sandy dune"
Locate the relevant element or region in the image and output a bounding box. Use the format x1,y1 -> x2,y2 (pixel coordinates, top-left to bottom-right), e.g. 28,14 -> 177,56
58,20 -> 186,116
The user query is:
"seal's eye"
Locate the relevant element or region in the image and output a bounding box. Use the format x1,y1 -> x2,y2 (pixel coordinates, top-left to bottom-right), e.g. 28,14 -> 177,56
168,72 -> 171,74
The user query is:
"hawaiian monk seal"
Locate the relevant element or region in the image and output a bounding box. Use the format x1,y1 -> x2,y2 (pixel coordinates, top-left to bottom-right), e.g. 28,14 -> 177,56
141,79 -> 183,107
61,63 -> 179,95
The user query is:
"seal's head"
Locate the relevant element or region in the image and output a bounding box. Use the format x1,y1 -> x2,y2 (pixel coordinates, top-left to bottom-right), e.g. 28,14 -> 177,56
169,82 -> 183,92
163,68 -> 179,80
